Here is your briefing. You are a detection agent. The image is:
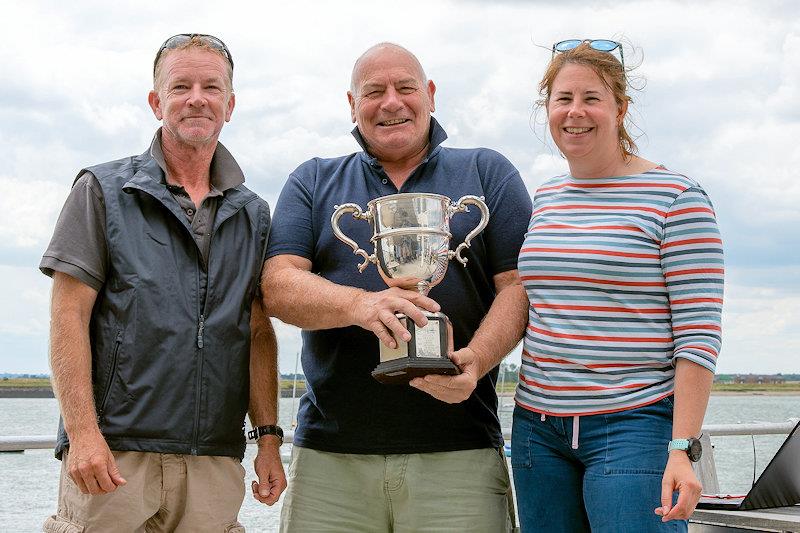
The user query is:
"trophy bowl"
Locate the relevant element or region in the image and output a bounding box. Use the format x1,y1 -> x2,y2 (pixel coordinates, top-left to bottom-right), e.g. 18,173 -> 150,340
331,193 -> 489,384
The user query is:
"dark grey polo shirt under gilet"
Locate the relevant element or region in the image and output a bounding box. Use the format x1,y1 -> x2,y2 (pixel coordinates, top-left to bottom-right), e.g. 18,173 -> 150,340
40,129 -> 245,291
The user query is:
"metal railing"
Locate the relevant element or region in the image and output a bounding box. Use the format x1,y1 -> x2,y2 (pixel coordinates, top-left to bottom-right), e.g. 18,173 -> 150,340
0,430 -> 296,453
702,419 -> 798,436
2,419 -> 796,454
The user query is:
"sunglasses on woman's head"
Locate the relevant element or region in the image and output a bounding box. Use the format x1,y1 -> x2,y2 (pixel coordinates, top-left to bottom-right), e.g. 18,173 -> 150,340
552,39 -> 624,68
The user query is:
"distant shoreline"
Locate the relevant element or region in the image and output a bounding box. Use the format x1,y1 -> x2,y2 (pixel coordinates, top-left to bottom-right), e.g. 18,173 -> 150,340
709,390 -> 800,396
0,386 -> 308,399
0,387 -> 54,398
1,386 -> 799,399
497,391 -> 800,397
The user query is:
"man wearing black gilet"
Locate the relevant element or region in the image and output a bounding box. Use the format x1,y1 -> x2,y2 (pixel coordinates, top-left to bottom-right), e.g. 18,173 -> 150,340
40,35 -> 285,532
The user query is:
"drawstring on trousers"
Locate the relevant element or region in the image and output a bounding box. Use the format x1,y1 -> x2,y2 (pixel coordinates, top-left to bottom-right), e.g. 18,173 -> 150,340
537,412 -> 579,449
572,416 -> 580,449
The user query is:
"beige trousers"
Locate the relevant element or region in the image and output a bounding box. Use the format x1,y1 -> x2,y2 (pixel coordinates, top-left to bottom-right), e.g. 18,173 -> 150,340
43,450 -> 246,533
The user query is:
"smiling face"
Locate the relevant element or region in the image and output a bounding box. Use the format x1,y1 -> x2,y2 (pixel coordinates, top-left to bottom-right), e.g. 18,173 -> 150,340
348,46 -> 436,164
148,48 -> 235,148
547,63 -> 626,165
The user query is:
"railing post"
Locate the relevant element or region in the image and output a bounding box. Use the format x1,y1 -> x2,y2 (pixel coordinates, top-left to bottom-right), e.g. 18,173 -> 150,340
693,433 -> 719,494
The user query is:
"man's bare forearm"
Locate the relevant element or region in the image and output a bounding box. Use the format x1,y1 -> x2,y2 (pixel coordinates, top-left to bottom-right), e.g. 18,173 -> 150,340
248,298 -> 279,428
467,271 -> 529,378
248,299 -> 287,503
262,261 -> 362,330
50,272 -> 101,439
407,270 -> 529,403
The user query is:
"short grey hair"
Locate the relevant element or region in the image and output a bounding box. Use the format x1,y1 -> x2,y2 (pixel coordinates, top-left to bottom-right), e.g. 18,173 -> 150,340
153,36 -> 234,92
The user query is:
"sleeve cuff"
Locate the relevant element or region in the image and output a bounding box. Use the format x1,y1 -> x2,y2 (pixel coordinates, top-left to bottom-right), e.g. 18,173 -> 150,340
672,351 -> 717,374
264,245 -> 313,262
39,256 -> 104,291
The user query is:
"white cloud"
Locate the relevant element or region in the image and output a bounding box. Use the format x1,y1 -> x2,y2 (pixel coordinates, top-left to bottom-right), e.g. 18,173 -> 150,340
721,283 -> 800,373
0,0 -> 798,373
703,118 -> 800,224
771,32 -> 800,109
273,319 -> 303,374
0,175 -> 68,247
80,101 -> 149,136
525,153 -> 568,191
0,266 -> 51,336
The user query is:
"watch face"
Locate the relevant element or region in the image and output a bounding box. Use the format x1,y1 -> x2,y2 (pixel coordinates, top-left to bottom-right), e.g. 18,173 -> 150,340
688,439 -> 703,462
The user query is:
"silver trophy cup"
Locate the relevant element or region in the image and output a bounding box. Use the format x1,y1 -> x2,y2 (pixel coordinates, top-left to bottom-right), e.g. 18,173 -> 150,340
331,193 -> 489,384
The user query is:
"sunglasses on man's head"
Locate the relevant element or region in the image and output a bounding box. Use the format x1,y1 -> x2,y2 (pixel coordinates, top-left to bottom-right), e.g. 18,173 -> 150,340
552,39 -> 624,68
153,33 -> 234,75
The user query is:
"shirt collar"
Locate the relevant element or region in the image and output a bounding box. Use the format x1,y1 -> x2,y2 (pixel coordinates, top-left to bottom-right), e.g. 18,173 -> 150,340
351,116 -> 448,166
149,128 -> 245,192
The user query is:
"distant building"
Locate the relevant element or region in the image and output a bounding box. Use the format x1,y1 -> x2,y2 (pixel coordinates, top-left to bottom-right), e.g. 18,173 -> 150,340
732,374 -> 786,384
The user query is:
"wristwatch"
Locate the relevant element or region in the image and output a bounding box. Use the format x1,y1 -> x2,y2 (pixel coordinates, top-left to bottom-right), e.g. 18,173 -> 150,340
667,436 -> 703,462
247,424 -> 284,444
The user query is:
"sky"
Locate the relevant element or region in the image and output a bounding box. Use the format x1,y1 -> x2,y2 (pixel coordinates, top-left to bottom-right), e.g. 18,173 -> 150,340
1,0 -> 798,375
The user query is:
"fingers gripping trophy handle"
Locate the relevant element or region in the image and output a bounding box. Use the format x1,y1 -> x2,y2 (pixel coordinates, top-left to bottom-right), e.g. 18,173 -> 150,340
331,203 -> 375,272
449,195 -> 490,265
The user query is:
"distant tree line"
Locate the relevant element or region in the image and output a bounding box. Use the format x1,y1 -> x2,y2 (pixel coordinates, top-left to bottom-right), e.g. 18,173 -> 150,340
715,373 -> 800,383
8,371 -> 795,384
498,362 -> 520,383
279,364 -> 523,385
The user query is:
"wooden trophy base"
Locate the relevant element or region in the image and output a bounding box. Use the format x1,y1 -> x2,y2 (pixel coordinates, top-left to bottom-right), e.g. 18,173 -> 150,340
371,312 -> 459,385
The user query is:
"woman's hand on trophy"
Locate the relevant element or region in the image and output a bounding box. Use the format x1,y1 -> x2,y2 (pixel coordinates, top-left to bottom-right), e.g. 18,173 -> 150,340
351,287 -> 440,348
409,347 -> 481,403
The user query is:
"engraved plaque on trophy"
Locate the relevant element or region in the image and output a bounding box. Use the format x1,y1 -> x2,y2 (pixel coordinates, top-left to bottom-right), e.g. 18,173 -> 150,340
331,193 -> 489,384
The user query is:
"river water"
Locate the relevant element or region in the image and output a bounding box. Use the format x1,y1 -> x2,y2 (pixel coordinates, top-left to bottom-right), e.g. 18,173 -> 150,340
1,395 -> 797,532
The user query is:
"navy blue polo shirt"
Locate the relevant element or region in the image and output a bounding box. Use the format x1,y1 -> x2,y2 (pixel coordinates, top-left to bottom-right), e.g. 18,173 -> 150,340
267,118 -> 532,454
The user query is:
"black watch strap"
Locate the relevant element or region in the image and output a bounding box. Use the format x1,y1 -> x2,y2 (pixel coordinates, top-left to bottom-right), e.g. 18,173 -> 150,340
247,424 -> 284,444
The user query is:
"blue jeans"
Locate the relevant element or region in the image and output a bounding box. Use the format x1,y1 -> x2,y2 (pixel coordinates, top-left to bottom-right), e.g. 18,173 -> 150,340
511,397 -> 687,533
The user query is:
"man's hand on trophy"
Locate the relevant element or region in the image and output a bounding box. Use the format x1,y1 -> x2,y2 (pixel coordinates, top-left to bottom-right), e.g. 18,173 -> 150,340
409,347 -> 481,403
351,287 -> 440,349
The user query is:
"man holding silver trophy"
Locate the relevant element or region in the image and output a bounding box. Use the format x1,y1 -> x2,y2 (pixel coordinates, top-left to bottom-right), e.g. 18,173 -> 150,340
262,42 -> 531,532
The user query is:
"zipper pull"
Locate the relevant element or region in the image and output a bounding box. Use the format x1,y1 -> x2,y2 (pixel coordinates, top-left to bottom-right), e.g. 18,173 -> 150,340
197,314 -> 205,348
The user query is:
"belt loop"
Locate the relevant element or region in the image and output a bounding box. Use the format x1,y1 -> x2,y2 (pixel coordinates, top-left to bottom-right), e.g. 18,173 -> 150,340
571,416 -> 580,449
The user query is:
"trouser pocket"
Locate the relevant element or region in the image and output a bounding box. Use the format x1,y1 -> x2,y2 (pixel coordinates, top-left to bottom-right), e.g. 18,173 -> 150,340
43,515 -> 85,533
511,406 -> 534,468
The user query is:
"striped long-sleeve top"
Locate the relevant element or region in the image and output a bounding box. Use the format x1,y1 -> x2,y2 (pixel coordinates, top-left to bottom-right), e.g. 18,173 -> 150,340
515,167 -> 724,416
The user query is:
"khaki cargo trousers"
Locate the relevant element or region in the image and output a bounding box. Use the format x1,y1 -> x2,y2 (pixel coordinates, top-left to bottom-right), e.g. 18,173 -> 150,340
43,450 -> 246,532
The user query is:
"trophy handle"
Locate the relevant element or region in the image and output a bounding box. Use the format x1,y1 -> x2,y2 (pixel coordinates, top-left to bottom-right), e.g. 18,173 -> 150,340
331,203 -> 375,272
449,195 -> 490,266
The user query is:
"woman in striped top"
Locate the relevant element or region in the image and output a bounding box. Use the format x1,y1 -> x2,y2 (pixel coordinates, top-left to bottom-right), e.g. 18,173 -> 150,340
512,41 -> 723,533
